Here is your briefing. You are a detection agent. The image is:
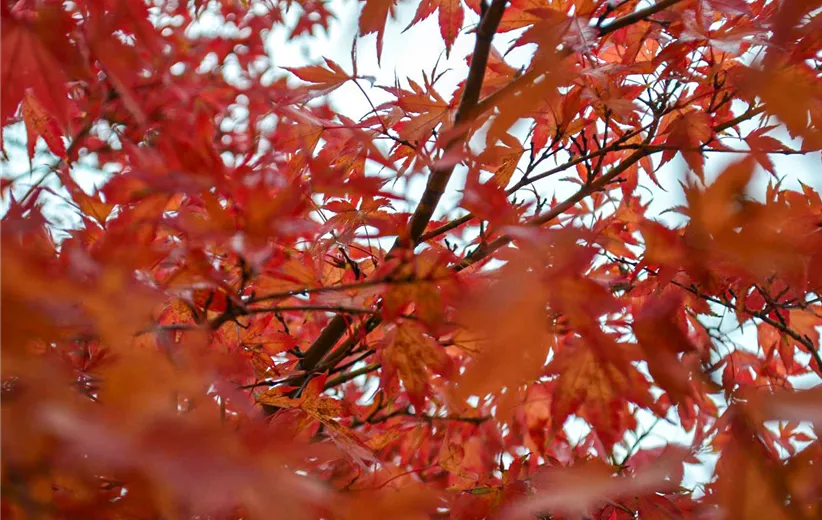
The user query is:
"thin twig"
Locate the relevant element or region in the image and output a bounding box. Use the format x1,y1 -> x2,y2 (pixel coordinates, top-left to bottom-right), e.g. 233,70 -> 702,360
324,363 -> 380,389
598,0 -> 685,36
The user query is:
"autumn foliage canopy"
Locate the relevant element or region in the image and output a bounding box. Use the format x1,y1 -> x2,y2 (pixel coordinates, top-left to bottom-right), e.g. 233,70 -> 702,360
3,0 -> 822,517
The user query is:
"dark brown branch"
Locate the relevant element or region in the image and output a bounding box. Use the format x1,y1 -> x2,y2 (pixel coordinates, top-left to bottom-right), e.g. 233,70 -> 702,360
351,405 -> 490,427
324,363 -> 380,389
328,348 -> 376,375
403,0 -> 508,246
612,144 -> 801,155
713,105 -> 767,133
598,0 -> 686,36
295,0 -> 509,378
211,303 -> 371,331
239,376 -> 303,390
242,304 -> 378,317
316,318 -> 382,372
249,275 -> 452,304
297,315 -> 352,370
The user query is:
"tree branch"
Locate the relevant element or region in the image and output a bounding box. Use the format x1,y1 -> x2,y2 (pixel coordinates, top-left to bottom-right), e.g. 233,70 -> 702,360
613,253 -> 822,379
295,0 -> 509,377
423,105 -> 770,250
249,277 -> 443,304
673,281 -> 822,378
403,0 -> 508,246
351,405 -> 490,427
324,363 -> 380,389
598,0 -> 686,36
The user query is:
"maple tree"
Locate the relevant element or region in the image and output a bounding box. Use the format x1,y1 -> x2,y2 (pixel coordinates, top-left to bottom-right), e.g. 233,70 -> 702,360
3,0 -> 822,517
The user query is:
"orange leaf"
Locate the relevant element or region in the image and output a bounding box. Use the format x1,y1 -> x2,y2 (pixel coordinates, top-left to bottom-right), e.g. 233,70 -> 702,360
379,321 -> 453,410
713,413 -> 792,520
438,441 -> 465,474
359,0 -> 398,63
787,308 -> 821,348
21,90 -> 65,160
662,110 -> 712,180
745,129 -> 789,176
744,63 -> 822,145
258,375 -> 347,425
687,157 -> 754,238
456,258 -> 553,400
522,383 -> 554,454
283,58 -> 352,92
381,248 -> 453,325
750,386 -> 822,426
405,0 -> 465,56
495,0 -> 560,33
1,6 -> 76,129
392,86 -> 454,144
549,340 -> 653,447
56,168 -> 115,226
632,292 -> 696,403
476,135 -> 525,187
257,387 -> 301,410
